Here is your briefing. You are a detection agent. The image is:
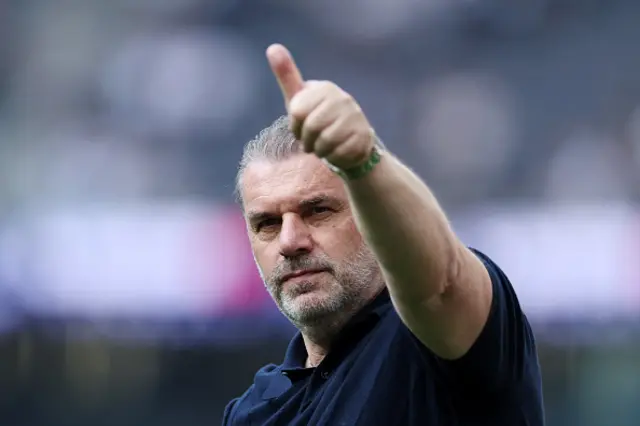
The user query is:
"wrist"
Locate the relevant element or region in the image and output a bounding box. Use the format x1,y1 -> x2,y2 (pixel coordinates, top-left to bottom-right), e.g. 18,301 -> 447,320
324,133 -> 385,181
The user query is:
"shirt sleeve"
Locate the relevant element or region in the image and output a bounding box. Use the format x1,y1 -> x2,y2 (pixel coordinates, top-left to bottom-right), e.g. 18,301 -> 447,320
431,249 -> 541,394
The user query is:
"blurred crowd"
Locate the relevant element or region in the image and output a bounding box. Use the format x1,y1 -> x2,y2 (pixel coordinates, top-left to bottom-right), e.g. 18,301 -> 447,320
0,0 -> 639,425
1,0 -> 640,210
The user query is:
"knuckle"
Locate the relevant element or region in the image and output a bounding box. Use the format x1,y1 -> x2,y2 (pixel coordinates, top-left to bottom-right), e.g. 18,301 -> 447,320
335,90 -> 352,104
347,107 -> 362,122
316,138 -> 337,156
304,118 -> 323,134
314,144 -> 331,158
290,110 -> 305,123
320,126 -> 337,141
288,96 -> 303,115
288,91 -> 313,116
316,80 -> 342,95
337,93 -> 357,111
337,145 -> 363,165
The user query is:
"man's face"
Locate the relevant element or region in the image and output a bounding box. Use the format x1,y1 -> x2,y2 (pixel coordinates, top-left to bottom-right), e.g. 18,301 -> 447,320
241,154 -> 380,326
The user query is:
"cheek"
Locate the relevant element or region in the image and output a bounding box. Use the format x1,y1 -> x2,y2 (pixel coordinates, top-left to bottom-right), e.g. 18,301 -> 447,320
346,217 -> 361,235
342,216 -> 365,244
317,219 -> 364,258
251,244 -> 277,277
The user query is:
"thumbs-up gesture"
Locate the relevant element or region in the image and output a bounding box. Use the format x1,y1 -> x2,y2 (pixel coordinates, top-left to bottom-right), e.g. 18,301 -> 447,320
266,44 -> 375,171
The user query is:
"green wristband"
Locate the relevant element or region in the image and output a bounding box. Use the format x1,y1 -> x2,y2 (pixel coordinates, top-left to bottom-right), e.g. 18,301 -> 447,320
325,145 -> 383,181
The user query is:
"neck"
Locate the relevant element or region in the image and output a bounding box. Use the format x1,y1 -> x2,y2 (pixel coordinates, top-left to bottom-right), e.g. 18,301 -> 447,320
298,311 -> 351,366
299,283 -> 386,368
302,335 -> 330,368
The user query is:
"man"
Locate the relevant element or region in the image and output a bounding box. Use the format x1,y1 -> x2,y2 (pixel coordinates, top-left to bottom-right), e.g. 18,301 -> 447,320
223,44 -> 544,426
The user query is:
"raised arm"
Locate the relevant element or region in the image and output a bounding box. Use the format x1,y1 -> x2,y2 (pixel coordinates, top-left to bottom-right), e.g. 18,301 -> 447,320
266,43 -> 492,360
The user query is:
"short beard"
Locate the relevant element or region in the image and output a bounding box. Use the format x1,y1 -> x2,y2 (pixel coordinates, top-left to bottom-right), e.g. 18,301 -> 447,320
259,244 -> 382,337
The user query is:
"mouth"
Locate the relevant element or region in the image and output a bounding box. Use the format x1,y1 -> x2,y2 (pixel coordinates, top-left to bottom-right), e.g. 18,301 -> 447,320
281,269 -> 328,283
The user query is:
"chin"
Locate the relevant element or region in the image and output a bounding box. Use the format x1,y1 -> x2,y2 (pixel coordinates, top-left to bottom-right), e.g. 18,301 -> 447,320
283,291 -> 339,324
290,289 -> 331,309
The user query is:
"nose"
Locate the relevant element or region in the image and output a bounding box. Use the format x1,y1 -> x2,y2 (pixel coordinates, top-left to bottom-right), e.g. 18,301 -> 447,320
278,213 -> 313,258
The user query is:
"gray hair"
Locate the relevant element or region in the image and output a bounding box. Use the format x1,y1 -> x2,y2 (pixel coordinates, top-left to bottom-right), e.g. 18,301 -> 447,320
234,115 -> 302,205
234,115 -> 385,206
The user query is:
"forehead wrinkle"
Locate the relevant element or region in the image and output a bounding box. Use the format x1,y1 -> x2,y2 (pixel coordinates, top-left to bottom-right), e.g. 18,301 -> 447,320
242,155 -> 344,212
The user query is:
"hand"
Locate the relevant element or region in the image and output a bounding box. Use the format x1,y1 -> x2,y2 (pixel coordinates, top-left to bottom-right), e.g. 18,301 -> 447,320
266,44 -> 375,170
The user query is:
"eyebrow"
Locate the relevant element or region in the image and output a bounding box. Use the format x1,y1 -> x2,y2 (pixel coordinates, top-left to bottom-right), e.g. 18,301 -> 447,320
246,211 -> 274,225
299,194 -> 339,210
246,194 -> 343,223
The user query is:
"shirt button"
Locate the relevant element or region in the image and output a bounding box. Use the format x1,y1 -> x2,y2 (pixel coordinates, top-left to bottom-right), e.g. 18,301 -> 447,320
320,371 -> 330,379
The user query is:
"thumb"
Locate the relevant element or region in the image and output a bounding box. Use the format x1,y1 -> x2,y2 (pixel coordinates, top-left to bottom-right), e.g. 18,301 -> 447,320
266,44 -> 304,105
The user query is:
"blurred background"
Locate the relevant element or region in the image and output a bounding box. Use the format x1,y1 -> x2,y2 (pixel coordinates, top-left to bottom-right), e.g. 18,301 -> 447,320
0,0 -> 638,425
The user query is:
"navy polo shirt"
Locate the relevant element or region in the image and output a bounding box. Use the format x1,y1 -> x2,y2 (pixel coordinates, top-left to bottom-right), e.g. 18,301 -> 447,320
222,250 -> 545,425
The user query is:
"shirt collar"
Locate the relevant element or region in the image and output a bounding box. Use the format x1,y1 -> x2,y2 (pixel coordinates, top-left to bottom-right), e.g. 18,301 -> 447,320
280,288 -> 391,373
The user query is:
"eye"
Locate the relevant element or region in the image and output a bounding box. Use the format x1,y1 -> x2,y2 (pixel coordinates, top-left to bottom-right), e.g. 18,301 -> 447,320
311,206 -> 332,215
256,217 -> 281,232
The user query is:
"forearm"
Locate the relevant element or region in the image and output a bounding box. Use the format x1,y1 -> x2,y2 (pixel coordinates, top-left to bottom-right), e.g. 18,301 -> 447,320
343,151 -> 462,302
264,44 -> 492,359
